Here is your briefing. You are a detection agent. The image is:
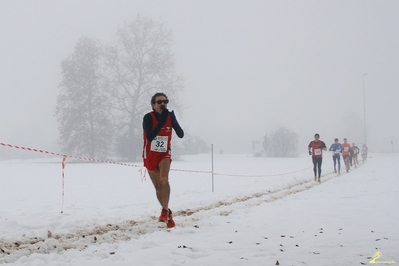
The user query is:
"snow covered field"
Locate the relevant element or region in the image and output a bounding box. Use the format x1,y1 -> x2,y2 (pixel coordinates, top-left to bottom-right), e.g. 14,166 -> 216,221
0,152 -> 398,265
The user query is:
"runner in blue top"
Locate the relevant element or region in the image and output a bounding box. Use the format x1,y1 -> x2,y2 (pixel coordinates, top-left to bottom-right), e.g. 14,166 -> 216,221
329,138 -> 342,175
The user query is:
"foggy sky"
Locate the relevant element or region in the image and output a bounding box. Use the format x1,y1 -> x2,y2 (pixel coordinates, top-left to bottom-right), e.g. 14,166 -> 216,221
1,0 -> 398,156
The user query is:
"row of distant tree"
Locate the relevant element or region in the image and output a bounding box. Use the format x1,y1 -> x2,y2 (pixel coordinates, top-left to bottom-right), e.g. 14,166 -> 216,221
255,126 -> 299,158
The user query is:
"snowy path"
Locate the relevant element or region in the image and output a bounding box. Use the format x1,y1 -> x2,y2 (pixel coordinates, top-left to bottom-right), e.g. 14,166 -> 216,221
1,154 -> 397,265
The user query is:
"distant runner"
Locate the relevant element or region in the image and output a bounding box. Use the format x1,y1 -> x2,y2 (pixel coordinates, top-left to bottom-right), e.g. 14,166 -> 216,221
329,138 -> 342,175
341,138 -> 352,172
308,133 -> 327,182
361,144 -> 368,162
352,143 -> 360,168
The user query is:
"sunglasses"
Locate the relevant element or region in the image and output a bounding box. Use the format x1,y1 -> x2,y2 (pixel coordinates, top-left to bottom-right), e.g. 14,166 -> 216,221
155,99 -> 169,104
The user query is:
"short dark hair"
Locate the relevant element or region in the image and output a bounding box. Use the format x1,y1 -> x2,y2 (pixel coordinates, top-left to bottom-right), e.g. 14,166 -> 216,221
314,133 -> 320,137
151,92 -> 168,105
334,138 -> 338,141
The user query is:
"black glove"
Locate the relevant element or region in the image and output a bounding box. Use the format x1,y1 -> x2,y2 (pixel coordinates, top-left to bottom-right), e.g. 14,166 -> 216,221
309,151 -> 312,155
158,108 -> 169,124
170,110 -> 177,126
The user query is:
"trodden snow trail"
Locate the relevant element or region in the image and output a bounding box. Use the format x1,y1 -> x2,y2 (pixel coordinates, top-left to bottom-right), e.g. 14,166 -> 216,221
0,169 -> 345,264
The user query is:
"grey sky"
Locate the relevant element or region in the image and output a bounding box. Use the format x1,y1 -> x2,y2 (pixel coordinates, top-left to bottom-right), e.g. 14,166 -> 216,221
1,0 -> 398,155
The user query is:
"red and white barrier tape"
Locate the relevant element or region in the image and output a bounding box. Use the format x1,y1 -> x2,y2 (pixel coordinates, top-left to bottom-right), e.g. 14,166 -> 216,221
1,142 -> 317,178
0,142 -> 145,167
213,167 -> 311,177
0,142 -> 212,173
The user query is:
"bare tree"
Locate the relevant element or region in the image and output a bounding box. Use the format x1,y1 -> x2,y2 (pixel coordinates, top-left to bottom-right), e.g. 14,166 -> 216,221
104,16 -> 184,161
55,36 -> 113,158
262,126 -> 299,157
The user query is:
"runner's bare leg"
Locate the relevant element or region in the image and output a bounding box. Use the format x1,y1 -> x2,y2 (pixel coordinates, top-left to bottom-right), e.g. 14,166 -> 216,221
148,158 -> 171,210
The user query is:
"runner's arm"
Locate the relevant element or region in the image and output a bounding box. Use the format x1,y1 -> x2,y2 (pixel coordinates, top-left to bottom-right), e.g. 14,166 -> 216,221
170,111 -> 184,138
322,141 -> 327,150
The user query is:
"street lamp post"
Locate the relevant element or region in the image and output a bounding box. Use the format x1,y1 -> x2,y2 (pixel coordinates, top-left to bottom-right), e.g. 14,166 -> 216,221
363,73 -> 367,145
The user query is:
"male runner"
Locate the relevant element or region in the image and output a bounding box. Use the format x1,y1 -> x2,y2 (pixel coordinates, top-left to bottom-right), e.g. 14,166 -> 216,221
142,92 -> 184,228
329,138 -> 342,175
308,133 -> 327,182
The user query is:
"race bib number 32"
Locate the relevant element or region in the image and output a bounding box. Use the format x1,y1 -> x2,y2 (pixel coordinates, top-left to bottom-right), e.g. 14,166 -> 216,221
150,136 -> 168,152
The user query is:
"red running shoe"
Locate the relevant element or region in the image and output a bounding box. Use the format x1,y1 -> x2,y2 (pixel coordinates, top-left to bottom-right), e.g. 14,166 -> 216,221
159,208 -> 168,223
167,209 -> 175,229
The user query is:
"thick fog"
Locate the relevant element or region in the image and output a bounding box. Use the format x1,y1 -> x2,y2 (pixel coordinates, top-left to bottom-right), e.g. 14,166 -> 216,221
1,0 -> 398,156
